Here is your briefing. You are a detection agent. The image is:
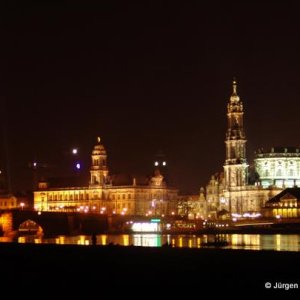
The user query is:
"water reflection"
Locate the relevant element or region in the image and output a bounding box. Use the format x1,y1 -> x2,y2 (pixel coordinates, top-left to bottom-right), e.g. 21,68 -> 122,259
1,234 -> 300,252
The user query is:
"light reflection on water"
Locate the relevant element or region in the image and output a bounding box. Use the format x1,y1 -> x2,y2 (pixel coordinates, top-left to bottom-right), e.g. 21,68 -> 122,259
1,234 -> 300,251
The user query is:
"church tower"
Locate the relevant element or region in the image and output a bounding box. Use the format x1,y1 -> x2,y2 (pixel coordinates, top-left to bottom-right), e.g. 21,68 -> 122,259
90,137 -> 109,186
223,80 -> 248,188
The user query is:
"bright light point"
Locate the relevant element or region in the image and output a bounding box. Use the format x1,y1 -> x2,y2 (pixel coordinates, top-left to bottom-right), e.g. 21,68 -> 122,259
72,148 -> 78,155
132,222 -> 159,232
76,163 -> 81,170
33,162 -> 37,167
162,161 -> 166,166
154,161 -> 159,166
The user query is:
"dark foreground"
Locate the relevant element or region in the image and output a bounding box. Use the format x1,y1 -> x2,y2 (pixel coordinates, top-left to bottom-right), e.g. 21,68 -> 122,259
1,243 -> 299,296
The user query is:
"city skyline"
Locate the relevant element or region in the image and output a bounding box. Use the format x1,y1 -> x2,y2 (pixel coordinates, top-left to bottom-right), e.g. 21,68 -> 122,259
2,2 -> 300,193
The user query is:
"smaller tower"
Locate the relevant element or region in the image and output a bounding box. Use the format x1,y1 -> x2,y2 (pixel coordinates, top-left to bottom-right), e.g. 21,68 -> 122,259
90,137 -> 109,186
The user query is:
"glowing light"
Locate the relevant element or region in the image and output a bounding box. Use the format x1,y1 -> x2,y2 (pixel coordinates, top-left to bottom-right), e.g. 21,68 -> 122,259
220,197 -> 226,204
20,202 -> 25,210
150,218 -> 160,223
162,161 -> 166,166
76,163 -> 81,170
72,148 -> 78,155
101,235 -> 107,245
179,237 -> 183,248
131,222 -> 159,232
154,161 -> 159,166
122,235 -> 129,246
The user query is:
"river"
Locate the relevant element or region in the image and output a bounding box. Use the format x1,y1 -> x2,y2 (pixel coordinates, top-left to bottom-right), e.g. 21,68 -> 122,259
1,233 -> 300,251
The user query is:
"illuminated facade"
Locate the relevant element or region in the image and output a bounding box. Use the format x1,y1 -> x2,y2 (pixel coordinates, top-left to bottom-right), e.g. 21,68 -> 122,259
34,138 -> 178,216
0,194 -> 17,210
178,188 -> 206,219
263,187 -> 300,218
224,80 -> 248,189
205,80 -> 282,218
255,147 -> 300,188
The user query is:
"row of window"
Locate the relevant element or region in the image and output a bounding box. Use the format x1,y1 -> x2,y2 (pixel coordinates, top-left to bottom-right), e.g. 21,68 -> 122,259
263,169 -> 299,177
47,193 -> 134,201
0,201 -> 16,207
46,192 -> 168,201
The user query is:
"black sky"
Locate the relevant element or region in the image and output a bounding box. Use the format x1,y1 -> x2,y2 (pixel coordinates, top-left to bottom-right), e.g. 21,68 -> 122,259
2,1 -> 300,194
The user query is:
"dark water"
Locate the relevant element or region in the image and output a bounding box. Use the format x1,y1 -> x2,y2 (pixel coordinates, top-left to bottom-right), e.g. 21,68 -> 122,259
1,233 -> 300,251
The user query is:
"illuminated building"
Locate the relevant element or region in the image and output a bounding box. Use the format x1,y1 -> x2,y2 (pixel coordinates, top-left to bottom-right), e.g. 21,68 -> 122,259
34,138 -> 178,216
263,187 -> 300,218
223,80 -> 248,189
0,194 -> 17,210
178,188 -> 206,220
255,147 -> 300,188
205,80 -> 282,218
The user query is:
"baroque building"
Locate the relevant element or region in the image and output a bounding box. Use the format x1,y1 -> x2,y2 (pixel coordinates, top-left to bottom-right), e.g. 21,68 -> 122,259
255,147 -> 300,188
263,187 -> 300,218
206,80 -> 282,218
34,138 -> 178,216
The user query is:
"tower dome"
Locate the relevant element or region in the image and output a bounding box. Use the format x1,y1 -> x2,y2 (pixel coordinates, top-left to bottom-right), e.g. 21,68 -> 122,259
90,137 -> 109,186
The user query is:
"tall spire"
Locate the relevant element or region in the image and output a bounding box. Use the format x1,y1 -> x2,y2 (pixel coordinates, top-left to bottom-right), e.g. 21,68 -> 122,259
224,79 -> 248,189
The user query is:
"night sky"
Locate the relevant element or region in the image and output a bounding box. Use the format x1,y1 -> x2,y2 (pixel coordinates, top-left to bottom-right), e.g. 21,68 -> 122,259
2,1 -> 300,194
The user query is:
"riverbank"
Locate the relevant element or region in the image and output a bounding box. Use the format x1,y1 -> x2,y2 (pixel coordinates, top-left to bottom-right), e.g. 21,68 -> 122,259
1,242 -> 299,296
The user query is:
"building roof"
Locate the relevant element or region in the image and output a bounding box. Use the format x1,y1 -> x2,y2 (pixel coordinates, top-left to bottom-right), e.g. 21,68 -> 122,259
255,146 -> 300,156
266,187 -> 300,203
